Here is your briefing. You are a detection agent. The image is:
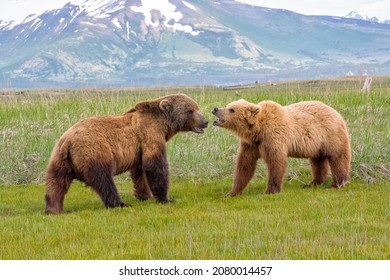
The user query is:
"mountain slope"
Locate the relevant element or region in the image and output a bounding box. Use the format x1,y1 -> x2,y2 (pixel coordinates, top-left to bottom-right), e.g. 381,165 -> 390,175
0,0 -> 389,88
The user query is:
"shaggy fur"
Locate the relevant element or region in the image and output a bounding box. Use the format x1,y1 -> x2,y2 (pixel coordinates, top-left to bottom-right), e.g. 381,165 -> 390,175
45,94 -> 208,214
212,99 -> 351,195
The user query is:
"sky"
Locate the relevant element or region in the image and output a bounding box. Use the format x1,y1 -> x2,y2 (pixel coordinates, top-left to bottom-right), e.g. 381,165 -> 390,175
0,0 -> 389,24
237,0 -> 390,20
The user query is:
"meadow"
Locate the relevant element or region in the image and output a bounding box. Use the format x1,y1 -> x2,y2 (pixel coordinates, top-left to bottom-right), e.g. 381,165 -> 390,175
0,76 -> 389,259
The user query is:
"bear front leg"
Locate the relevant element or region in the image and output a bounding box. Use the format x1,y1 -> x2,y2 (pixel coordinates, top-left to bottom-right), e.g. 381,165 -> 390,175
264,153 -> 287,194
229,142 -> 260,196
142,146 -> 170,203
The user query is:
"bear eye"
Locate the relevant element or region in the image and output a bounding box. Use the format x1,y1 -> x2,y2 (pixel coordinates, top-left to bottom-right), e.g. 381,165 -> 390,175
228,108 -> 235,113
187,109 -> 194,114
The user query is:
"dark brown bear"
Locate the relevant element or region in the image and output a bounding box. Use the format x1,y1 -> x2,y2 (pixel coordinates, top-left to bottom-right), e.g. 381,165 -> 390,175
45,94 -> 208,214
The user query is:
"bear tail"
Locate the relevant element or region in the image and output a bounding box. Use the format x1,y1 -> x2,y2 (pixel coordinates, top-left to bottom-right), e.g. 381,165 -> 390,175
44,139 -> 73,214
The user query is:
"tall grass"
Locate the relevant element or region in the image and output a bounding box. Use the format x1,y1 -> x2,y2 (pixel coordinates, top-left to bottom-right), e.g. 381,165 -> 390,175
0,77 -> 389,260
0,77 -> 389,185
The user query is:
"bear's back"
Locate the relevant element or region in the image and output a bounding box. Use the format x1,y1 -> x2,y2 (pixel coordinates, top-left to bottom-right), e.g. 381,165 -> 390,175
285,101 -> 345,126
284,101 -> 349,158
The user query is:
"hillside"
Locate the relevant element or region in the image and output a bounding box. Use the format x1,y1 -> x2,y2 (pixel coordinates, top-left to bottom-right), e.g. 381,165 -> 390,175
0,0 -> 389,88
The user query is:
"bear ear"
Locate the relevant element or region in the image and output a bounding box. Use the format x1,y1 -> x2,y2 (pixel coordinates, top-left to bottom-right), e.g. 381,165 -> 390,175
247,104 -> 260,115
244,104 -> 260,122
251,104 -> 261,114
159,99 -> 172,112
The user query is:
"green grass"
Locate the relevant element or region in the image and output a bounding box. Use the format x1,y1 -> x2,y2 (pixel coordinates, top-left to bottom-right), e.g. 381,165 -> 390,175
1,180 -> 389,259
0,76 -> 389,259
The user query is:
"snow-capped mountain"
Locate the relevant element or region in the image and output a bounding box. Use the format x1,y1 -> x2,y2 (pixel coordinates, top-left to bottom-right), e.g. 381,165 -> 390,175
345,10 -> 390,25
345,10 -> 378,22
1,0 -> 390,88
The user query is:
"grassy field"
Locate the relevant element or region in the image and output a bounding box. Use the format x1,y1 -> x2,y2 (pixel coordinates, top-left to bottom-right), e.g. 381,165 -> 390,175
0,76 -> 389,259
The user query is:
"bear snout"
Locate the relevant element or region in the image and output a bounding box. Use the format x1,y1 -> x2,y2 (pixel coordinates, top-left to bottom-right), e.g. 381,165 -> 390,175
198,113 -> 209,128
212,108 -> 224,126
212,107 -> 224,118
191,114 -> 208,134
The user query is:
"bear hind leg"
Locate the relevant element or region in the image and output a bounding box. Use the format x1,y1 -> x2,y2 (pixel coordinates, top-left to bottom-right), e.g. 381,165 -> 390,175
85,162 -> 130,208
130,166 -> 153,201
307,157 -> 330,187
328,154 -> 350,188
45,161 -> 73,214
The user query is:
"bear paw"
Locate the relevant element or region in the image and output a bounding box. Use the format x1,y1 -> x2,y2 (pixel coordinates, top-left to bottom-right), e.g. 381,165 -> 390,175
156,198 -> 175,204
120,202 -> 132,208
224,192 -> 237,197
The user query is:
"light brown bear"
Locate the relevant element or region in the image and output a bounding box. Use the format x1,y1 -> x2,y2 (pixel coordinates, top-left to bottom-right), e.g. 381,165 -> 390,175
45,94 -> 208,214
212,99 -> 351,195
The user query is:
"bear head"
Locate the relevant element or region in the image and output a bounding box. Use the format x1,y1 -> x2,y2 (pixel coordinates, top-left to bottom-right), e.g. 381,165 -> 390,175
212,99 -> 260,133
135,94 -> 208,134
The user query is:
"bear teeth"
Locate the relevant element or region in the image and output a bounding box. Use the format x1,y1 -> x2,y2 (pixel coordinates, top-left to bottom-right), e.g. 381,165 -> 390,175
213,119 -> 224,126
193,127 -> 204,134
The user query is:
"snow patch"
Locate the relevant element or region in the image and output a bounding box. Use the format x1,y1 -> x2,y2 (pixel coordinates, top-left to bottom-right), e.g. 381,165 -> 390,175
111,18 -> 121,29
126,21 -> 136,39
130,0 -> 200,36
182,1 -> 196,11
171,23 -> 200,35
81,21 -> 94,26
130,0 -> 183,26
29,18 -> 41,30
82,0 -> 125,18
69,8 -> 83,24
345,10 -> 380,23
0,0 -> 125,29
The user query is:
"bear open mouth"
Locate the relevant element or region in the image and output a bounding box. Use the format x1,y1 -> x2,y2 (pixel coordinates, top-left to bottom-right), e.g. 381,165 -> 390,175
213,119 -> 224,126
192,127 -> 205,134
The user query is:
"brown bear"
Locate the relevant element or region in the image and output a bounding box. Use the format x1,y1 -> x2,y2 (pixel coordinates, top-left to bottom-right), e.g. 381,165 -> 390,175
45,94 -> 208,214
212,99 -> 351,195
